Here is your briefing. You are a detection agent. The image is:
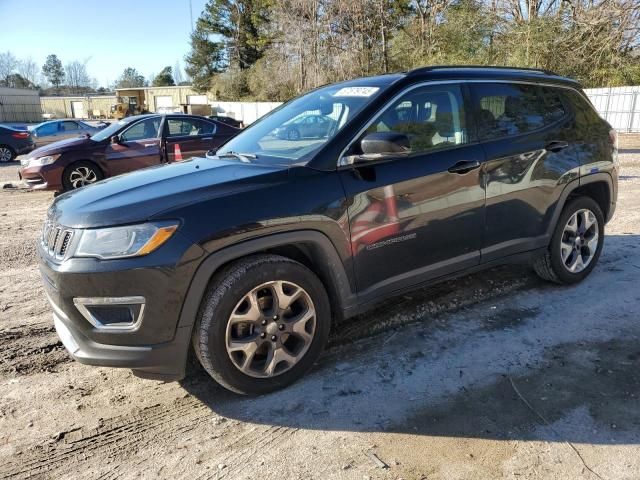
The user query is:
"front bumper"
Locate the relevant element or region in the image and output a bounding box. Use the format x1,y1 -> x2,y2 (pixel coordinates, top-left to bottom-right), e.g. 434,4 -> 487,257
18,163 -> 63,191
51,294 -> 192,380
39,232 -> 205,381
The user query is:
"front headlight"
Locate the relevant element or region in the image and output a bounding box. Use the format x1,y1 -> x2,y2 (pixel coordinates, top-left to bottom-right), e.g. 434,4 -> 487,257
28,154 -> 60,167
75,222 -> 178,260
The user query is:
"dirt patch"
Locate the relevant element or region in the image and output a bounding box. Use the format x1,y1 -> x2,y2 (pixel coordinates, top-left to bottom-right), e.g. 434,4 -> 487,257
0,326 -> 70,376
0,155 -> 639,480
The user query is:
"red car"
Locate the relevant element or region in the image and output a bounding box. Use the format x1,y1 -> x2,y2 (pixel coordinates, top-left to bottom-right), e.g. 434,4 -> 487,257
18,114 -> 238,192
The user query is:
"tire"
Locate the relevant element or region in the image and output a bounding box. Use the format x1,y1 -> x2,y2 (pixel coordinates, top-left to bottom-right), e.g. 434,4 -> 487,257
0,145 -> 16,163
287,128 -> 300,141
533,196 -> 604,284
192,254 -> 331,395
62,161 -> 104,191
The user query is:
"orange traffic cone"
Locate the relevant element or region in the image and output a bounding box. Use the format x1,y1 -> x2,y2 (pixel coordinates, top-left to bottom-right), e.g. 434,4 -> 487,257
174,143 -> 183,161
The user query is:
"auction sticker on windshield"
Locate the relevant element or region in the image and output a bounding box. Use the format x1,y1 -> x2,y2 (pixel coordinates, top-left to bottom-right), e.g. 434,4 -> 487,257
333,87 -> 380,97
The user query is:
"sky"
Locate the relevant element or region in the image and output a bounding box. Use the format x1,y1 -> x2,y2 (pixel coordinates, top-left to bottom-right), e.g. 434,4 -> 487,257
0,0 -> 209,87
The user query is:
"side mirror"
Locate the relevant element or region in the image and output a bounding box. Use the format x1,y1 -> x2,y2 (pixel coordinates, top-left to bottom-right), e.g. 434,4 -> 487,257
360,131 -> 410,155
111,135 -> 121,145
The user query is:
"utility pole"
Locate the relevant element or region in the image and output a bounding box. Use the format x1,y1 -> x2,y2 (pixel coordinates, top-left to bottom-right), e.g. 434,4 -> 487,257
189,0 -> 194,33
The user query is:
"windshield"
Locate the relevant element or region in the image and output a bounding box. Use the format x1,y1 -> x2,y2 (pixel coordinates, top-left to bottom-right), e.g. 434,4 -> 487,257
90,117 -> 138,142
217,84 -> 385,164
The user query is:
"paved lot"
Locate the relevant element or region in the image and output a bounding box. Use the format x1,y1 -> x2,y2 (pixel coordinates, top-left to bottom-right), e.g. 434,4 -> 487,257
0,144 -> 639,479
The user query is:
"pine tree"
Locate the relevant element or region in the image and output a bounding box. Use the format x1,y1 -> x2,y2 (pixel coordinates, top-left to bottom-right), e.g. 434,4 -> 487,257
185,25 -> 226,93
42,54 -> 65,88
152,66 -> 175,86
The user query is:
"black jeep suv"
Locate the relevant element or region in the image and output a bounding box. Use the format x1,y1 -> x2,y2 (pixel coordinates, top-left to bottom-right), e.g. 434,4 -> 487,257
40,66 -> 618,394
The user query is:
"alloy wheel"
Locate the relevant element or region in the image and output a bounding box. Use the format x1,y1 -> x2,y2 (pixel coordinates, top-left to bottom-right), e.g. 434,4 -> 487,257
225,280 -> 316,378
560,208 -> 599,273
69,166 -> 98,189
288,129 -> 300,141
0,147 -> 13,163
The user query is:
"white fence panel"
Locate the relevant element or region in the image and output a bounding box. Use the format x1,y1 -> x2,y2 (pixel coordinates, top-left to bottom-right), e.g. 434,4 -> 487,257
210,101 -> 282,125
584,86 -> 640,133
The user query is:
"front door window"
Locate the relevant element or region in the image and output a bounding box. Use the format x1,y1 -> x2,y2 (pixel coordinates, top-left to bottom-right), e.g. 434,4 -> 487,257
120,118 -> 161,142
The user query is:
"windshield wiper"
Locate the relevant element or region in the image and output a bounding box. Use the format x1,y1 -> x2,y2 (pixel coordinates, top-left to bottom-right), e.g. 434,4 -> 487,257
216,151 -> 257,163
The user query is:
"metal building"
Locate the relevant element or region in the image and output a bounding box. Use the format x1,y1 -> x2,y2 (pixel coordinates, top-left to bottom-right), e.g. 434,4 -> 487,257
40,95 -> 117,119
0,87 -> 42,122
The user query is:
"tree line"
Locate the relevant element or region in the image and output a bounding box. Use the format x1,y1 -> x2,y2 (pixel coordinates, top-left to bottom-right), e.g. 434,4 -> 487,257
0,52 -> 189,94
185,0 -> 640,101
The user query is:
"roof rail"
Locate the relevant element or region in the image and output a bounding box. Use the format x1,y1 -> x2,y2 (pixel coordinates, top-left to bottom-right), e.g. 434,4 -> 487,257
408,65 -> 559,77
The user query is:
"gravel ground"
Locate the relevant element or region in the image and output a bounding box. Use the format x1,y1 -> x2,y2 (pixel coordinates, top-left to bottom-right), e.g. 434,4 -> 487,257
0,145 -> 639,480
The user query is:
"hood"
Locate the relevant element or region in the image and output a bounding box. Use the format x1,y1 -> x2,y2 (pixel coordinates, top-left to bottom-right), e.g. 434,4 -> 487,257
48,157 -> 288,228
27,136 -> 95,157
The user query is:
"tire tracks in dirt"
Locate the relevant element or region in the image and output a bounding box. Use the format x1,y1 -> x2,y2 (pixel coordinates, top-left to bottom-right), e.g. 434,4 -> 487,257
0,266 -> 540,479
0,325 -> 70,376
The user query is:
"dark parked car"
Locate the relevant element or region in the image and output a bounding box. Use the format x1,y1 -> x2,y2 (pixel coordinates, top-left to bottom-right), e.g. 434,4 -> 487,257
19,114 -> 238,191
29,119 -> 108,147
209,115 -> 243,128
272,114 -> 336,140
0,125 -> 35,162
39,66 -> 617,394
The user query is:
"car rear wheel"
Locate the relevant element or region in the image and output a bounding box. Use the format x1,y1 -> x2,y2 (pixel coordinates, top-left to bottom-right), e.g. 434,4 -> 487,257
192,254 -> 331,395
533,196 -> 604,284
0,145 -> 15,163
62,161 -> 104,191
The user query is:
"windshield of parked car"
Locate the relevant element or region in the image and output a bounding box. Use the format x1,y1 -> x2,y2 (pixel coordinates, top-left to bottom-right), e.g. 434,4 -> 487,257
216,83 -> 386,164
90,117 -> 138,142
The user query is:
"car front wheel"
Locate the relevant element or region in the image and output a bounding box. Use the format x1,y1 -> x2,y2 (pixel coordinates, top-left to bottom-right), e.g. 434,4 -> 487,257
193,254 -> 331,394
287,128 -> 301,141
62,161 -> 104,191
533,196 -> 605,284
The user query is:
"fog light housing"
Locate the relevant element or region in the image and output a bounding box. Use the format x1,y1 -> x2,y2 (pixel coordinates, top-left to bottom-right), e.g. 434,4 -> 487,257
73,297 -> 145,331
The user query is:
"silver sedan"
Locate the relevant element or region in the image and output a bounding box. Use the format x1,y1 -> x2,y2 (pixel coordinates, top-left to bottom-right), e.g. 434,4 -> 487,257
29,120 -> 108,147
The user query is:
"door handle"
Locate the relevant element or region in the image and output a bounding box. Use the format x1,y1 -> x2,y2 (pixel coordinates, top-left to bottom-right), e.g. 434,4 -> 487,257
143,143 -> 156,147
201,137 -> 213,141
448,160 -> 481,174
545,141 -> 569,152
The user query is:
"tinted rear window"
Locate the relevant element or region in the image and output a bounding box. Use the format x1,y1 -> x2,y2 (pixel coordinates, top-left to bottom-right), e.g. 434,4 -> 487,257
473,83 -> 566,140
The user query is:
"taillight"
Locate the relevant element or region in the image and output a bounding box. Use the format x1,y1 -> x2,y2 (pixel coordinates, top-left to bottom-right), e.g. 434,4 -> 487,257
11,131 -> 30,139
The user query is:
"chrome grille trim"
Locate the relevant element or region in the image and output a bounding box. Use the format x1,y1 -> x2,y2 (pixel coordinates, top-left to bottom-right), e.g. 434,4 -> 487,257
41,221 -> 75,260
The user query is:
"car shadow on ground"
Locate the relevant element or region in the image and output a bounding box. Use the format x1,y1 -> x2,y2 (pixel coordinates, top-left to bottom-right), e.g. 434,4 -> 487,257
181,234 -> 640,445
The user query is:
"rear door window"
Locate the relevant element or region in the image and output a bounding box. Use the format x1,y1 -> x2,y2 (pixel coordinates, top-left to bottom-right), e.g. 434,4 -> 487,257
166,118 -> 215,137
472,83 -> 566,140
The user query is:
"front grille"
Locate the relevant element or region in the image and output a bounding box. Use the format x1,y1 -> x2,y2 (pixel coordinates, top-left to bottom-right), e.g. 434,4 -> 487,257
41,221 -> 74,260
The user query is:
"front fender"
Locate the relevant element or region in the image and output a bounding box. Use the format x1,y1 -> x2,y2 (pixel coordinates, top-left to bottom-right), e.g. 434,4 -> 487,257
176,230 -> 357,331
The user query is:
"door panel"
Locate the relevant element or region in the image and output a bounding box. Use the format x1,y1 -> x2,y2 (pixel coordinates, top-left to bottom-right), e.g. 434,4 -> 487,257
470,83 -> 581,261
165,137 -> 205,161
58,121 -> 82,141
105,138 -> 162,176
340,83 -> 485,296
34,123 -> 59,146
164,117 -> 227,161
341,146 -> 486,294
104,117 -> 162,176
